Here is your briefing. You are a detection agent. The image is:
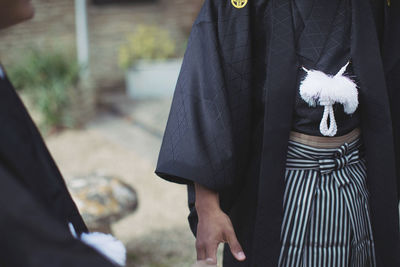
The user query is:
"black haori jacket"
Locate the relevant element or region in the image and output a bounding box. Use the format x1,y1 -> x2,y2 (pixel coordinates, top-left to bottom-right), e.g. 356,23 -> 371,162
156,0 -> 400,266
0,74 -> 115,266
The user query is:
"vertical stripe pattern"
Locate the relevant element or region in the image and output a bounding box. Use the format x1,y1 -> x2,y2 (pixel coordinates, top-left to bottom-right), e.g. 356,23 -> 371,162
278,137 -> 376,267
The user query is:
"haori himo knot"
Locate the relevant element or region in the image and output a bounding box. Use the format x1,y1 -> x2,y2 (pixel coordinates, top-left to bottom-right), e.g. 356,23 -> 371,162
300,61 -> 359,136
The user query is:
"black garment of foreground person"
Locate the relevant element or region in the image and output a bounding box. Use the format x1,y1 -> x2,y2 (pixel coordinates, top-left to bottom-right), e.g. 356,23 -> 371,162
156,0 -> 400,266
0,72 -> 116,267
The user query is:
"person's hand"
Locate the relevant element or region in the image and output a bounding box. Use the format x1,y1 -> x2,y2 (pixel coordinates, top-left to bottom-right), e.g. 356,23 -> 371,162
194,183 -> 246,265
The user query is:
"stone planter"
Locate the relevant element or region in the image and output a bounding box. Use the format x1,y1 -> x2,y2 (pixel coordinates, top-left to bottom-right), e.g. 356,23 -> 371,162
125,58 -> 183,99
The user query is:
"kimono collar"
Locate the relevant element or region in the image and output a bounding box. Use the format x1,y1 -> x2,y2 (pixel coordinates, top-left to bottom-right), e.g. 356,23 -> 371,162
295,0 -> 345,73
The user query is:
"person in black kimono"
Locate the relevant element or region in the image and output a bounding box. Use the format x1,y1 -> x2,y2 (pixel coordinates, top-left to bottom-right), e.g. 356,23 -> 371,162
156,0 -> 400,266
0,1 -> 124,266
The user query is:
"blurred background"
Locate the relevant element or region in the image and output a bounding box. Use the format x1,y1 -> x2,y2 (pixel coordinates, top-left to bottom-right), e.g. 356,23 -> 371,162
0,0 -> 212,266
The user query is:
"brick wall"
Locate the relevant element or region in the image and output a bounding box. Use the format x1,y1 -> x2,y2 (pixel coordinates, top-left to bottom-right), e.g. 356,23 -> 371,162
0,1 -> 77,66
0,0 -> 203,91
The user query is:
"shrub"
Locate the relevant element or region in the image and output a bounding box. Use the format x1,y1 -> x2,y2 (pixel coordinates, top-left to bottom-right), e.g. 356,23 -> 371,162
7,47 -> 80,131
118,25 -> 177,69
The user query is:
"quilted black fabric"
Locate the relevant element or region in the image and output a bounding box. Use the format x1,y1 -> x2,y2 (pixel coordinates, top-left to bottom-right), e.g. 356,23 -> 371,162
296,0 -> 341,68
156,1 -> 253,192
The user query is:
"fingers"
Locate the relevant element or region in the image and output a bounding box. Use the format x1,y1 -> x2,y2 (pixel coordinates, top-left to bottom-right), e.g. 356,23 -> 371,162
225,228 -> 246,261
196,239 -> 219,264
205,242 -> 219,265
196,240 -> 206,261
195,210 -> 245,264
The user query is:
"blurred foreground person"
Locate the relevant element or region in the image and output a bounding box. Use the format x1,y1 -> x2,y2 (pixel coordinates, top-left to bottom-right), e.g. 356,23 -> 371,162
156,0 -> 400,266
0,1 -> 125,266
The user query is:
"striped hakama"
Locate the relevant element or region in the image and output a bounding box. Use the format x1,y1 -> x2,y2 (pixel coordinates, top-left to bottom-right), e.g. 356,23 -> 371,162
278,137 -> 376,267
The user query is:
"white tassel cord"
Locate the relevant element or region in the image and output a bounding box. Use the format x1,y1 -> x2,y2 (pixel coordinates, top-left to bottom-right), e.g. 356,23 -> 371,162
320,104 -> 337,137
300,61 -> 358,136
69,223 -> 126,266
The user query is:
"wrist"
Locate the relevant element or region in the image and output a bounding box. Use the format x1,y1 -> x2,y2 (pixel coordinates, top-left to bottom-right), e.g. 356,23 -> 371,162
195,197 -> 220,215
194,183 -> 221,216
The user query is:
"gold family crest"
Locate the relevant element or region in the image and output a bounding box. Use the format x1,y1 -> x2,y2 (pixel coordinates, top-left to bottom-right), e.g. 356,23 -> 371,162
231,0 -> 248,9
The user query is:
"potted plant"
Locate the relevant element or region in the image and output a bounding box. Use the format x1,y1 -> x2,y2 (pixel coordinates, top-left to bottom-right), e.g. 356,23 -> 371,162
118,25 -> 183,99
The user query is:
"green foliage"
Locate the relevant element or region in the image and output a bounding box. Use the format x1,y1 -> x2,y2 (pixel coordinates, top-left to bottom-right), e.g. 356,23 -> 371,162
118,25 -> 178,69
7,48 -> 80,131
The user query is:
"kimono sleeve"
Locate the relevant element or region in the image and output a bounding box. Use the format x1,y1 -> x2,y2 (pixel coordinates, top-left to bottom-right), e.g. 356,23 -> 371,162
155,20 -> 241,192
0,165 -> 116,267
